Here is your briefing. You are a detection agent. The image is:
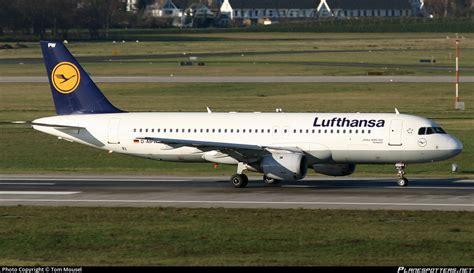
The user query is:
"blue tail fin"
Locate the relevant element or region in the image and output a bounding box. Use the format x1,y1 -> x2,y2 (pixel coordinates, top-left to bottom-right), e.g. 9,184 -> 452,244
40,41 -> 123,115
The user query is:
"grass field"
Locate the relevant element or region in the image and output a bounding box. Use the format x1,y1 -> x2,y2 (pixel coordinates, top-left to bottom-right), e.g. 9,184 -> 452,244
1,82 -> 472,176
1,32 -> 473,76
0,207 -> 472,266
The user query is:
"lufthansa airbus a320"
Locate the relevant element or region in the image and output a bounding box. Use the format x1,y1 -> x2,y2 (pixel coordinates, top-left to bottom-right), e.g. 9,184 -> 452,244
32,41 -> 463,188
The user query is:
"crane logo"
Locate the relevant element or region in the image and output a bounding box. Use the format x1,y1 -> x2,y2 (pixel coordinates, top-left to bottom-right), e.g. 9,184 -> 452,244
51,62 -> 80,94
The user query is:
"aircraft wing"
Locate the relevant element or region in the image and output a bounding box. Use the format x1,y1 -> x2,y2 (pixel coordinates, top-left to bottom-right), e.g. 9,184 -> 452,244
137,137 -> 303,161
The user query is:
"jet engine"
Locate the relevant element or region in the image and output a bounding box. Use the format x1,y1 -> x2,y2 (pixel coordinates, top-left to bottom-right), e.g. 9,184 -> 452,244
312,163 -> 356,176
260,153 -> 307,181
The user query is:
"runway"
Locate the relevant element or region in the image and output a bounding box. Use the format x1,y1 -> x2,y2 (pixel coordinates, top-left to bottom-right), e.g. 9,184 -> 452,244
0,175 -> 473,211
2,76 -> 474,83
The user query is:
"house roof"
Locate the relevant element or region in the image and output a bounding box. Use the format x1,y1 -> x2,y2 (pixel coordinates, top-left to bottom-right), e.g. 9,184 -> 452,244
229,0 -> 318,9
326,0 -> 412,10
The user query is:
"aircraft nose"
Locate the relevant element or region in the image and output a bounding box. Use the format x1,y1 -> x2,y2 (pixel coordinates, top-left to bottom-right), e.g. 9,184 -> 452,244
446,135 -> 463,158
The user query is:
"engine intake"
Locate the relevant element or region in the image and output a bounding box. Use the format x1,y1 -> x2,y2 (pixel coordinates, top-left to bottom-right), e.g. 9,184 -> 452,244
261,153 -> 307,181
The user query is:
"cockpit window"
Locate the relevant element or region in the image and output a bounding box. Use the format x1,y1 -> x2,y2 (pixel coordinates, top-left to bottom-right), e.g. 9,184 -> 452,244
433,127 -> 446,134
418,127 -> 447,135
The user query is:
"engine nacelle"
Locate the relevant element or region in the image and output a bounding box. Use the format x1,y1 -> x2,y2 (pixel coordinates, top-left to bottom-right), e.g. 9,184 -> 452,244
261,153 -> 307,181
312,163 -> 356,176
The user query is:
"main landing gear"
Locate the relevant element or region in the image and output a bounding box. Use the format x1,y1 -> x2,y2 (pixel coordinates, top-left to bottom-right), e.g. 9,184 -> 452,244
230,173 -> 248,188
230,162 -> 249,188
395,163 -> 408,187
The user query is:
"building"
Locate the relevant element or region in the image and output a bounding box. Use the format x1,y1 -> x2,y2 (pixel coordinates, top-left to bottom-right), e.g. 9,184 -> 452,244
225,0 -> 319,21
318,0 -> 417,18
145,0 -> 183,17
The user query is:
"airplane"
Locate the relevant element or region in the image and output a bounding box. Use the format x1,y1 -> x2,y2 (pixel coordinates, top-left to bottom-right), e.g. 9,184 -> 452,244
32,41 -> 463,188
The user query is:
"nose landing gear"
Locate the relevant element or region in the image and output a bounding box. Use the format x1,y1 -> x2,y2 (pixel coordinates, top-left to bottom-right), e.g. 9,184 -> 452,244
395,163 -> 408,187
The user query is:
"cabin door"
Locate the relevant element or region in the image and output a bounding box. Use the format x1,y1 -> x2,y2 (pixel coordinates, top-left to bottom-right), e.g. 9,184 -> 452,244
388,119 -> 403,146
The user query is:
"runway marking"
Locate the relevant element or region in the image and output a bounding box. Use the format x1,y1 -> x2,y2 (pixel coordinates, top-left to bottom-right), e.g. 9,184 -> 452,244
384,186 -> 474,190
0,191 -> 80,195
0,178 -> 188,182
282,185 -> 474,190
0,199 -> 472,207
0,183 -> 56,185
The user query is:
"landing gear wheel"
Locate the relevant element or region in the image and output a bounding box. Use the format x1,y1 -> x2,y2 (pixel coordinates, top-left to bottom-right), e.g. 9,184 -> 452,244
230,174 -> 248,188
263,175 -> 280,185
397,177 -> 408,187
395,163 -> 408,187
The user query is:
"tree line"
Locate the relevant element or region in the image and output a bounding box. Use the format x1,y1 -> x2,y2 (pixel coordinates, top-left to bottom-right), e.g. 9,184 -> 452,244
0,0 -> 134,39
0,0 -> 473,40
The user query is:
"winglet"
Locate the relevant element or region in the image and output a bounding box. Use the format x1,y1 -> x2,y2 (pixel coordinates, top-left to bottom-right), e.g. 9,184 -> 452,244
395,108 -> 400,115
207,107 -> 212,113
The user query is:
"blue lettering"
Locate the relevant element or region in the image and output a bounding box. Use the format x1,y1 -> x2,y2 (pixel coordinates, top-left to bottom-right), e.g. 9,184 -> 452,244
313,117 -> 385,128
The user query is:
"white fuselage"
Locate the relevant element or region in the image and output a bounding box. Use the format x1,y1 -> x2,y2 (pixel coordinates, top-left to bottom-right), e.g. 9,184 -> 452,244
33,112 -> 462,166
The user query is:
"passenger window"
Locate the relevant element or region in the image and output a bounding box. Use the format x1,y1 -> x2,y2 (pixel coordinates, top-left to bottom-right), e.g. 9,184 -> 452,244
151,129 -> 154,133
164,129 -> 167,133
145,129 -> 148,133
133,129 -> 136,132
368,130 -> 371,134
158,129 -> 161,133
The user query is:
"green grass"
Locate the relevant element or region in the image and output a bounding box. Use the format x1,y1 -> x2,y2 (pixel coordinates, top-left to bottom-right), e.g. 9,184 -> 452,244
0,82 -> 472,176
0,207 -> 472,266
1,33 -> 473,76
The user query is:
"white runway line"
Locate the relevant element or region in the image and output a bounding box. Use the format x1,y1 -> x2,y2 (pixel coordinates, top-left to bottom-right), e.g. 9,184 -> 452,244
0,183 -> 56,185
0,199 -> 472,207
0,178 -> 188,182
0,191 -> 80,195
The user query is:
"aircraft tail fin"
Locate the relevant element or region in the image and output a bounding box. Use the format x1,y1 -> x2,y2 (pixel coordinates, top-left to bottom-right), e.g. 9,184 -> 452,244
40,41 -> 123,115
